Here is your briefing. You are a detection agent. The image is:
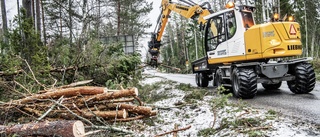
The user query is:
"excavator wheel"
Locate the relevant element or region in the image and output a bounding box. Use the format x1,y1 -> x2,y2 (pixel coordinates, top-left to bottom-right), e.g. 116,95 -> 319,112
231,67 -> 257,99
195,73 -> 200,87
214,68 -> 224,87
262,82 -> 282,90
287,62 -> 316,94
199,73 -> 209,87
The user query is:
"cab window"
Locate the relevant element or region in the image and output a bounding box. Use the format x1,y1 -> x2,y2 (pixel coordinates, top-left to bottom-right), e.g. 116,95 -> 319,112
242,12 -> 254,29
226,11 -> 236,39
206,14 -> 226,51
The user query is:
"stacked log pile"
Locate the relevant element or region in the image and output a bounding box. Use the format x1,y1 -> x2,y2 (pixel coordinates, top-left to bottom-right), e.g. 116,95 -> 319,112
0,85 -> 157,123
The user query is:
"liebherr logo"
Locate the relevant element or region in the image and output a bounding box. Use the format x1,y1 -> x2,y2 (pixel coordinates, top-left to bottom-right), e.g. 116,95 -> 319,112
176,6 -> 189,11
287,45 -> 302,50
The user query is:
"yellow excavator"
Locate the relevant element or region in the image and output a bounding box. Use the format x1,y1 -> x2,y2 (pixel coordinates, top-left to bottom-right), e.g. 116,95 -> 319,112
148,0 -> 315,99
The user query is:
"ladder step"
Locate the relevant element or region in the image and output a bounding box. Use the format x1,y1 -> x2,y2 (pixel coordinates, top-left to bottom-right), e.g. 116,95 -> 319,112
222,84 -> 232,87
222,77 -> 230,80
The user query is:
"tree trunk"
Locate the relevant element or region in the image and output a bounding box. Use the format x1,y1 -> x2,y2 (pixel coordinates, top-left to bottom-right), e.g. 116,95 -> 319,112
117,0 -> 120,36
23,0 -> 33,19
311,28 -> 316,58
304,1 -> 308,57
97,0 -> 101,37
0,120 -> 85,137
59,0 -> 63,37
69,0 -> 73,46
41,0 -> 47,44
0,0 -> 8,44
36,0 -> 41,38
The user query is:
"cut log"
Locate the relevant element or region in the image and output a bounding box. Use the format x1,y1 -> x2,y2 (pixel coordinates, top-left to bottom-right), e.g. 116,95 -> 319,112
0,120 -> 85,137
16,86 -> 108,104
83,88 -> 138,102
23,107 -> 42,116
106,103 -> 153,115
66,98 -> 135,109
110,115 -> 145,122
83,109 -> 128,119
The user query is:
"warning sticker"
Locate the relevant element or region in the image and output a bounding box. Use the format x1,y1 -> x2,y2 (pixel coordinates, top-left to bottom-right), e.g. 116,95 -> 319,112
289,24 -> 297,35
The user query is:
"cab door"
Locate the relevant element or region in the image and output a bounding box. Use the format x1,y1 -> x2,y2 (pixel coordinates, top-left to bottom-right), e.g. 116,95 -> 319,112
226,10 -> 246,57
205,13 -> 228,60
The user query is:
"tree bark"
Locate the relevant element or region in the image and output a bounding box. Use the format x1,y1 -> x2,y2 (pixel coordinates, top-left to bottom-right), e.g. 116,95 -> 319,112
0,0 -> 8,44
69,0 -> 73,46
105,103 -> 153,116
311,28 -> 315,58
83,109 -> 128,119
16,86 -> 108,104
117,0 -> 120,36
0,120 -> 85,137
36,0 -> 41,38
40,0 -> 46,44
83,87 -> 138,102
23,0 -> 33,19
40,0 -> 47,45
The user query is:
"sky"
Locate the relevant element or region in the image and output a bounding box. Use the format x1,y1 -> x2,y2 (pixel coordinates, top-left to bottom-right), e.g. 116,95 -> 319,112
3,0 -> 19,25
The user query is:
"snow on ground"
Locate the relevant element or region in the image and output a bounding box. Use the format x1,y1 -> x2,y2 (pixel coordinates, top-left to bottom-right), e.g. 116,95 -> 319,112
131,73 -> 320,137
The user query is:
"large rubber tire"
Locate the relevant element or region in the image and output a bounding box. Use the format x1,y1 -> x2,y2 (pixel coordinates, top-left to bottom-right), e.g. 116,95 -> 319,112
287,62 -> 316,94
232,68 -> 257,99
262,82 -> 282,90
214,68 -> 224,87
199,73 -> 209,87
195,73 -> 200,87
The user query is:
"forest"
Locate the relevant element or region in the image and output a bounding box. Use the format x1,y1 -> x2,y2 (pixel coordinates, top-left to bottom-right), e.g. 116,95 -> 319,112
0,0 -> 152,91
0,0 -> 320,136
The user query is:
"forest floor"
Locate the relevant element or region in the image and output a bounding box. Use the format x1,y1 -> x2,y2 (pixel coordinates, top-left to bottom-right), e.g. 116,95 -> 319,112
117,72 -> 320,137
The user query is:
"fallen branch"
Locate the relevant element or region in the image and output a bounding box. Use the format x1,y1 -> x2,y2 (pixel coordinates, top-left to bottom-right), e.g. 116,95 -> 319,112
37,96 -> 64,121
239,125 -> 272,133
155,125 -> 191,137
87,125 -> 134,134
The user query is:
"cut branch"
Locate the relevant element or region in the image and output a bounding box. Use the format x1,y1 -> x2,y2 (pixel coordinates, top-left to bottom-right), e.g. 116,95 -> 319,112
155,125 -> 192,137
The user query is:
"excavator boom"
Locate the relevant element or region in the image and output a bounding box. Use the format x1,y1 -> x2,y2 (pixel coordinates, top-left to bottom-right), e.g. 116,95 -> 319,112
148,0 -> 213,67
